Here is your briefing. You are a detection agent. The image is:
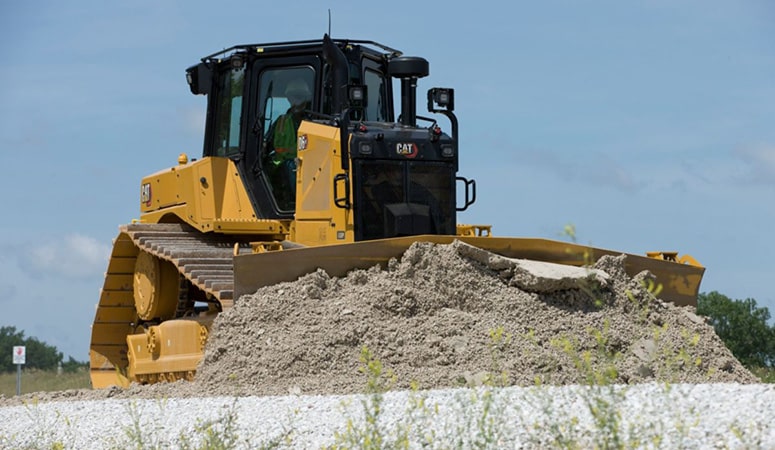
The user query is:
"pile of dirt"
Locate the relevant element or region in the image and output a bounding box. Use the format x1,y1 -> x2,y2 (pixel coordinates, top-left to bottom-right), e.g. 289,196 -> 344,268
0,240 -> 757,406
190,240 -> 757,397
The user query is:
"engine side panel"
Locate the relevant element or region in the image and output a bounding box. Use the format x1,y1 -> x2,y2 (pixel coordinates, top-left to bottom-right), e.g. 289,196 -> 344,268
139,156 -> 289,237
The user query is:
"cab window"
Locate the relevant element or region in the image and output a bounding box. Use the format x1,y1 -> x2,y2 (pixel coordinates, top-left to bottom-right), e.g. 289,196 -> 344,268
256,66 -> 315,212
364,69 -> 388,122
257,66 -> 315,147
212,66 -> 244,157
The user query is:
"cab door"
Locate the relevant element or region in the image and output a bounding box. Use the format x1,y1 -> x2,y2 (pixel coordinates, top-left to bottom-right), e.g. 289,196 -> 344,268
239,55 -> 321,219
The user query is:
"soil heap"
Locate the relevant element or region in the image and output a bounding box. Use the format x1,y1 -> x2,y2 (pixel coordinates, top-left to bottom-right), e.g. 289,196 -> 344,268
191,240 -> 757,396
1,240 -> 758,406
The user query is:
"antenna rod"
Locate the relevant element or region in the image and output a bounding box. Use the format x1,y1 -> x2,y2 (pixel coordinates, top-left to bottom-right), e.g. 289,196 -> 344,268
328,9 -> 331,37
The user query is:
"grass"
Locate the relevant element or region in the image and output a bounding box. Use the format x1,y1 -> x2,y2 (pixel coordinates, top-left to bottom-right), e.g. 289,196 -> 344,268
0,368 -> 90,397
750,365 -> 775,383
112,398 -> 291,450
2,337 -> 772,449
324,330 -> 768,449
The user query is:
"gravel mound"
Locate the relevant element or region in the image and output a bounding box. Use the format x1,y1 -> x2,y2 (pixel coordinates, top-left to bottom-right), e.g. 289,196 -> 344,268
193,240 -> 756,397
0,240 -> 758,406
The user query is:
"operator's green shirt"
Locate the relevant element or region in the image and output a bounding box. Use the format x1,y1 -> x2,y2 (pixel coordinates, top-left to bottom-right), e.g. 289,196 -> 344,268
273,113 -> 298,162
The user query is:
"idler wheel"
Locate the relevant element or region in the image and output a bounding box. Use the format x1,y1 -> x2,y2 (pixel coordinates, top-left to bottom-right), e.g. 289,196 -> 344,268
133,251 -> 179,321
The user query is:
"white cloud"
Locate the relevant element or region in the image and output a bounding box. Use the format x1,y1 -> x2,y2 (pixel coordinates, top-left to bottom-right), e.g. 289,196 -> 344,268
490,134 -> 775,194
499,142 -> 643,193
18,234 -> 111,279
735,144 -> 775,184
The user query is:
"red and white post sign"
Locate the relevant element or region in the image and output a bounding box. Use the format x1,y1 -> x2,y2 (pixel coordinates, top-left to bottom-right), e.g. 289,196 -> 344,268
12,346 -> 25,365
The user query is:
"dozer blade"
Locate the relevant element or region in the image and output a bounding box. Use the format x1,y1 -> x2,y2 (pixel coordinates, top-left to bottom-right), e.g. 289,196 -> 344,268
233,235 -> 704,307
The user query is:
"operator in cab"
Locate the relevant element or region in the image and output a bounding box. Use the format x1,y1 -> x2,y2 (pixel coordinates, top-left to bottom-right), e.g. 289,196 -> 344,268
267,78 -> 312,209
272,79 -> 312,160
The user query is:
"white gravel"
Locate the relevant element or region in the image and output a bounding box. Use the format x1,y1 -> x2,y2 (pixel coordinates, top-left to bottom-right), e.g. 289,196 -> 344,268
1,383 -> 773,449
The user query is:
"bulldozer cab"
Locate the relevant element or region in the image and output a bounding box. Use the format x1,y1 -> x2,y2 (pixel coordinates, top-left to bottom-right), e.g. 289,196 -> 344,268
185,35 -> 474,243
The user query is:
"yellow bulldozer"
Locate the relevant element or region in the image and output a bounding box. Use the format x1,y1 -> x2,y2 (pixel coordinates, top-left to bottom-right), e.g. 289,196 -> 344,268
89,35 -> 705,388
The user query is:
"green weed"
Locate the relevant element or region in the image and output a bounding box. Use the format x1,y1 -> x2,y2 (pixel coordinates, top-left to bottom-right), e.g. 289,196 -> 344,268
486,326 -> 512,387
328,345 -> 396,450
0,399 -> 81,450
119,399 -> 168,450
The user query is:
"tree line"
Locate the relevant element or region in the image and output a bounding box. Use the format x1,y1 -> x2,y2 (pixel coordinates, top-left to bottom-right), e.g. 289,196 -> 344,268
0,326 -> 85,373
697,292 -> 775,368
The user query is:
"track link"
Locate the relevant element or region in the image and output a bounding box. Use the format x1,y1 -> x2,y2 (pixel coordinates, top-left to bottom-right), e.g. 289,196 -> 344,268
122,222 -> 251,307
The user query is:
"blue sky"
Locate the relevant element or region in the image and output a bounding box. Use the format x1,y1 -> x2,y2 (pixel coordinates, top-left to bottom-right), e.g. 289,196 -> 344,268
0,1 -> 773,361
